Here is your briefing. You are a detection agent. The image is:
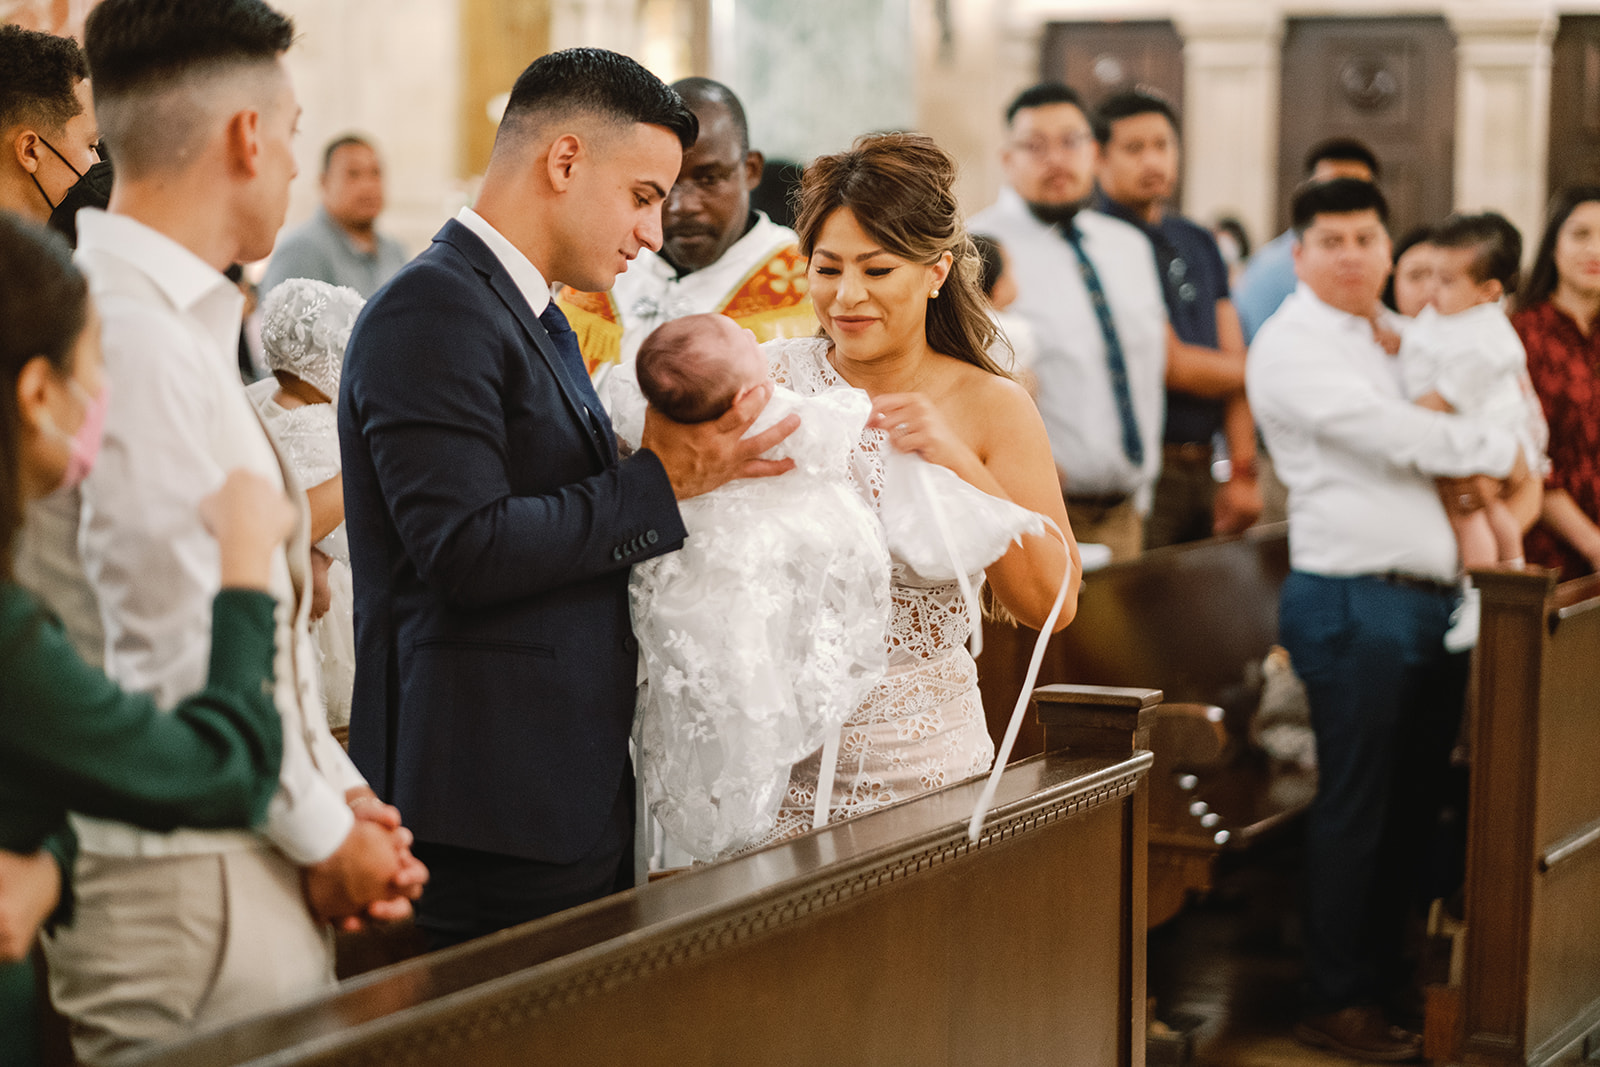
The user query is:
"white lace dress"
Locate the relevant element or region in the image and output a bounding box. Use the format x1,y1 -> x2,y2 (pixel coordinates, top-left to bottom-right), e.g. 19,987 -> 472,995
247,380 -> 355,728
755,337 -> 997,846
629,386 -> 892,861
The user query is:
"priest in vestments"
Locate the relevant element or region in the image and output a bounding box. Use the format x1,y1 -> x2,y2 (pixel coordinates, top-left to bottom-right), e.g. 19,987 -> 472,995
558,78 -> 815,387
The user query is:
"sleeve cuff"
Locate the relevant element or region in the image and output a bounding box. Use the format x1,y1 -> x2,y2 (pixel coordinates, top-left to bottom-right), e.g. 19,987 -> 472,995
260,775 -> 356,866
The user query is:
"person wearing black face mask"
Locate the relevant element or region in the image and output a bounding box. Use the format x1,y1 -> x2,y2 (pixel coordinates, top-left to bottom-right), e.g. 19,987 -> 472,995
0,26 -> 105,237
1,24 -> 110,669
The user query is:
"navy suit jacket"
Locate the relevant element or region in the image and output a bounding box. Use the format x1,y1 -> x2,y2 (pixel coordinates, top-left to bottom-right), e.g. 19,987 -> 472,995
339,218 -> 686,863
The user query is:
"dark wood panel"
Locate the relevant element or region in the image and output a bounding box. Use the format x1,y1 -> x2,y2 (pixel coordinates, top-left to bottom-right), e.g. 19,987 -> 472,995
1276,17 -> 1456,238
1549,16 -> 1600,202
1040,20 -> 1184,117
1447,569 -> 1600,1066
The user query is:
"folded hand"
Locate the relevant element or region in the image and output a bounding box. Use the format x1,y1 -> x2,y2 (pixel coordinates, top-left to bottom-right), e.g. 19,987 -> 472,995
0,850 -> 61,962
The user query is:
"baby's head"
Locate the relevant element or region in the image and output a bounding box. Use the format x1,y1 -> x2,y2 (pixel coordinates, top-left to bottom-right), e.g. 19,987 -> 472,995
260,278 -> 366,403
635,313 -> 765,423
1428,212 -> 1522,316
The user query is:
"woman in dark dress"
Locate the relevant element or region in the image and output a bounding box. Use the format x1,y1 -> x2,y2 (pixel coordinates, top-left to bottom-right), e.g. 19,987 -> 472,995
1511,187 -> 1600,578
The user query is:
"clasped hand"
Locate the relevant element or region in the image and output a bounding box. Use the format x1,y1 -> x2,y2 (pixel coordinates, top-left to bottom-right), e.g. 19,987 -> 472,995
303,790 -> 429,931
0,849 -> 61,962
641,381 -> 798,499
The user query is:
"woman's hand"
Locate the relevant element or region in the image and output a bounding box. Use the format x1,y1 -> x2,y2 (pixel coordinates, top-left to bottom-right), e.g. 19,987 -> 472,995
868,393 -> 981,478
0,850 -> 62,962
199,470 -> 297,592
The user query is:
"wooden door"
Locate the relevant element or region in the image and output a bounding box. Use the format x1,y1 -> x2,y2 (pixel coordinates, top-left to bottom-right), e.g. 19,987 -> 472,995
1040,20 -> 1184,117
1549,16 -> 1600,205
1276,18 -> 1456,239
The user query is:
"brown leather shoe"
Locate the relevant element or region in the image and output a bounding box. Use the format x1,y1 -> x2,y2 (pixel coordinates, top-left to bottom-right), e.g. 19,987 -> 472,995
1293,1005 -> 1423,1062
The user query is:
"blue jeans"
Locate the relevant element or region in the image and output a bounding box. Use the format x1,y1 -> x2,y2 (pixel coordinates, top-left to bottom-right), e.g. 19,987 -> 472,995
1279,571 -> 1467,1012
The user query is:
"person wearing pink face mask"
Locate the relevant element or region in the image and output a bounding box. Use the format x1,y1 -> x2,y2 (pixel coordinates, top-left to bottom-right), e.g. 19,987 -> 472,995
0,214 -> 295,1067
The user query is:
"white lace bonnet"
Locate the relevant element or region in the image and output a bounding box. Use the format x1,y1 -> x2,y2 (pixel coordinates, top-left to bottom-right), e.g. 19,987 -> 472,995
259,278 -> 366,401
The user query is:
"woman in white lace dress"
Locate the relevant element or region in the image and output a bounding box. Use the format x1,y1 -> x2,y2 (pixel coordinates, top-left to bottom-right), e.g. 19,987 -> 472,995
758,133 -> 1082,843
247,279 -> 364,728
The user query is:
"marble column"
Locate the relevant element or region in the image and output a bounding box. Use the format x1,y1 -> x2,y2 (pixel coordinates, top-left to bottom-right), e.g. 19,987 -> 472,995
276,0 -> 465,255
1446,3 -> 1558,256
1173,4 -> 1284,250
712,0 -> 916,165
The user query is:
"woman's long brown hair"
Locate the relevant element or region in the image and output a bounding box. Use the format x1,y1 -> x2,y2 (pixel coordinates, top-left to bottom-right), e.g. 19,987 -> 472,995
795,132 -> 1009,378
0,213 -> 89,582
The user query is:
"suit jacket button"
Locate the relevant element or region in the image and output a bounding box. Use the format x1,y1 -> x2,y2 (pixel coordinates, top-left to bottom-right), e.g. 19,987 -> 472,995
646,529 -> 658,546
612,546 -> 623,561
623,635 -> 638,654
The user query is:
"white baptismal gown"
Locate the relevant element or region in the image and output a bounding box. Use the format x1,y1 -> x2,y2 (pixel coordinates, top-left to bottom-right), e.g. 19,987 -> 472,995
628,384 -> 892,861
247,380 -> 355,728
754,338 -> 999,846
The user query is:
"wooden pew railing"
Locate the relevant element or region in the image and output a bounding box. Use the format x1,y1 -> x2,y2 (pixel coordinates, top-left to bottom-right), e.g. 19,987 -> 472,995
977,525 -> 1303,926
1429,569 -> 1600,1066
119,686 -> 1159,1067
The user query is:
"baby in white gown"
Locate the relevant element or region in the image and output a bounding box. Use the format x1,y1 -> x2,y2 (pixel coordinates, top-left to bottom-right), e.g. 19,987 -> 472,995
623,315 -> 892,861
247,279 -> 365,728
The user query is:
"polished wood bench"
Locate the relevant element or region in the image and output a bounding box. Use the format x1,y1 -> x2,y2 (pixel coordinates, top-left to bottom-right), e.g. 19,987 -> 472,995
1427,569 -> 1600,1067
976,525 -> 1310,926
120,685 -> 1158,1067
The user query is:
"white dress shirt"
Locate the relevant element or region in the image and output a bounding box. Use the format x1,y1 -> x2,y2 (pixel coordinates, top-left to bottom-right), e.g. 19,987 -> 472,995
1248,285 -> 1520,582
74,209 -> 362,864
970,188 -> 1168,508
455,206 -> 551,315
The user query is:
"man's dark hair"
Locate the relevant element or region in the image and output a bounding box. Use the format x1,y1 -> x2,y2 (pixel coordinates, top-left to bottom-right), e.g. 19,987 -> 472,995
671,76 -> 749,154
971,233 -> 1005,299
84,0 -> 295,100
635,317 -> 738,424
499,48 -> 697,152
1090,87 -> 1179,145
1005,82 -> 1085,126
322,133 -> 373,174
0,25 -> 88,135
1432,211 -> 1523,295
1291,177 -> 1389,237
1303,137 -> 1380,180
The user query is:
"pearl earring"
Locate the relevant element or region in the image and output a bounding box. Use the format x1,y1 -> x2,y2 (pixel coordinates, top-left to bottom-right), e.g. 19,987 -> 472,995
929,288 -> 940,299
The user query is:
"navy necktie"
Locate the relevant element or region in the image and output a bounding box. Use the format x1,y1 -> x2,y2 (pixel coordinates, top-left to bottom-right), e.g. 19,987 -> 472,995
538,301 -> 616,458
1063,224 -> 1144,467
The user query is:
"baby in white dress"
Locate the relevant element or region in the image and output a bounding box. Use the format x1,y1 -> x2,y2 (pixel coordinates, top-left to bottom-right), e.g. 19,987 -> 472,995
624,314 -> 892,861
247,279 -> 365,726
1399,212 -> 1548,650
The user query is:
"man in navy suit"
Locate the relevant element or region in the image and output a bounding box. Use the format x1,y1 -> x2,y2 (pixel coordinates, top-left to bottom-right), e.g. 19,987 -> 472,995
340,48 -> 798,948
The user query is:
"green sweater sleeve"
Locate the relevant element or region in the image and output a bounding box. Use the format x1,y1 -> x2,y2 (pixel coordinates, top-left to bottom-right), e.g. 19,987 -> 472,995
0,585 -> 284,845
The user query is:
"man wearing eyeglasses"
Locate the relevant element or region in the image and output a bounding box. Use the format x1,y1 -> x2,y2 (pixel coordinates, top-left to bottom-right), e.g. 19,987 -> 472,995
557,77 -> 815,390
972,82 -> 1169,561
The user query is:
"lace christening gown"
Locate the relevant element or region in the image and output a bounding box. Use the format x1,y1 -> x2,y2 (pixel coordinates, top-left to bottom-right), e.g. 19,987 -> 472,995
755,338 -> 996,846
248,380 -> 354,728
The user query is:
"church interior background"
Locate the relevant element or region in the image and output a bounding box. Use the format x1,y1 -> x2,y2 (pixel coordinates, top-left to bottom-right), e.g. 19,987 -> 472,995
6,0 -> 1599,275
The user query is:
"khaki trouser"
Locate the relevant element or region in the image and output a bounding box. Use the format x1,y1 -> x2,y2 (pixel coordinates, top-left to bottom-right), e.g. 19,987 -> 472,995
1065,497 -> 1144,563
42,847 -> 333,1066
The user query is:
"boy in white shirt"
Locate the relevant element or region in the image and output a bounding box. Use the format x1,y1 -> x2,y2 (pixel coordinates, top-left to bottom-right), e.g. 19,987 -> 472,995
1400,212 -> 1548,649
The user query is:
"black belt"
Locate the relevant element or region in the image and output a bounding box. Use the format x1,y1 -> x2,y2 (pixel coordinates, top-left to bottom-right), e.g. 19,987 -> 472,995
1375,571 -> 1459,597
1065,492 -> 1131,509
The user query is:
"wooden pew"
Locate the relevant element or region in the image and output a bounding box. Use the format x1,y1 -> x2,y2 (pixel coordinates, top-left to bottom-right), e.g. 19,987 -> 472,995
976,525 -> 1309,926
121,686 -> 1158,1067
1428,569 -> 1600,1066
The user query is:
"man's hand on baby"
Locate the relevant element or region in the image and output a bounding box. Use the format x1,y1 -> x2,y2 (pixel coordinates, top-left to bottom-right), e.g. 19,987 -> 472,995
643,380 -> 798,500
